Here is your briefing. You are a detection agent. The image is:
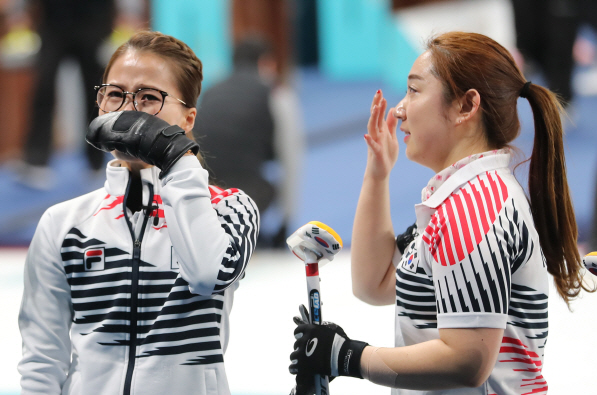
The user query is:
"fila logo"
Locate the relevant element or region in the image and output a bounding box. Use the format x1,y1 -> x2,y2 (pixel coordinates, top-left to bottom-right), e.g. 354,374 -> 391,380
84,247 -> 105,271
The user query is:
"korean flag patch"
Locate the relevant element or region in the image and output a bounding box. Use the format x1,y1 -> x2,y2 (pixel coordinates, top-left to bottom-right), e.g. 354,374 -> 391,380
403,251 -> 419,274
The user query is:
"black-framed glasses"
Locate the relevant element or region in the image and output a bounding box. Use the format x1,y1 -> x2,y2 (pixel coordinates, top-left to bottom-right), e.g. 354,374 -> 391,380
94,84 -> 187,116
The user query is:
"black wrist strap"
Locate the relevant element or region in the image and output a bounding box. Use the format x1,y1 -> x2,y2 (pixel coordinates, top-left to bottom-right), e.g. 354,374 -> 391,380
338,340 -> 368,379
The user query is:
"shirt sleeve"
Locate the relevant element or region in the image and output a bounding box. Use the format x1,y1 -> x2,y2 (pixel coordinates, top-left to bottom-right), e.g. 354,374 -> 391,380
423,178 -> 514,329
161,156 -> 259,296
18,210 -> 73,394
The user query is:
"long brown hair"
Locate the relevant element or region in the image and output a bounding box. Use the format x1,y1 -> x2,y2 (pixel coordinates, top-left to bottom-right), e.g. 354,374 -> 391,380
426,31 -> 593,304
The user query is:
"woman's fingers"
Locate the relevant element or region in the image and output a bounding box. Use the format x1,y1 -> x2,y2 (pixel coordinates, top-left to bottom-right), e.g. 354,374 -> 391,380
364,134 -> 381,155
365,95 -> 400,179
370,89 -> 382,115
386,106 -> 398,136
369,104 -> 385,140
367,104 -> 379,139
377,98 -> 387,131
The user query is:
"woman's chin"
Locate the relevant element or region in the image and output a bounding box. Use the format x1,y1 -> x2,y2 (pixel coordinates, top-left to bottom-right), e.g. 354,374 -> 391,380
112,151 -> 141,163
111,151 -> 153,170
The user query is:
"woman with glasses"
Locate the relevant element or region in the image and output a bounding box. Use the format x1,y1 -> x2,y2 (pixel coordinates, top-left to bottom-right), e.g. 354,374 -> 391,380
18,31 -> 259,395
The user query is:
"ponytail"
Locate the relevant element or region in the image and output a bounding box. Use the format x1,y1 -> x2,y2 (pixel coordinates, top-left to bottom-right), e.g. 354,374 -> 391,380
426,32 -> 595,305
525,84 -> 593,304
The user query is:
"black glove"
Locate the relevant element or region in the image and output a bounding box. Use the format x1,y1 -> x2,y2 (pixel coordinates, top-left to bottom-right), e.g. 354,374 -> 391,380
289,306 -> 323,395
289,305 -> 368,382
289,372 -> 317,395
86,111 -> 199,178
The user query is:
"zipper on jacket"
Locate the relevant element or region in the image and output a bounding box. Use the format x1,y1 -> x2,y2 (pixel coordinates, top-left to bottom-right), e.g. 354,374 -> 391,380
122,180 -> 154,395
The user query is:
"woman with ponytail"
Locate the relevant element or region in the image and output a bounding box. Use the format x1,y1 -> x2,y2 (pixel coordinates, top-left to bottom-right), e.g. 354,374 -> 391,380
288,31 -> 594,394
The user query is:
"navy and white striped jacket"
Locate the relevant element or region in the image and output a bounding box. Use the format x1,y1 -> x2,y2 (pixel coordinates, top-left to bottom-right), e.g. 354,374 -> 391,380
392,153 -> 549,395
18,156 -> 259,395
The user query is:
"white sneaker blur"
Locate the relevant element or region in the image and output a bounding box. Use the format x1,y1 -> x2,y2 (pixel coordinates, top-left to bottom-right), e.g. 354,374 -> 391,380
12,160 -> 56,190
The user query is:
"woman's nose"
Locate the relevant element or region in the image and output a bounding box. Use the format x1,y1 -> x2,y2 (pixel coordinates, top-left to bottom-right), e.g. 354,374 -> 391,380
394,104 -> 406,121
122,97 -> 135,111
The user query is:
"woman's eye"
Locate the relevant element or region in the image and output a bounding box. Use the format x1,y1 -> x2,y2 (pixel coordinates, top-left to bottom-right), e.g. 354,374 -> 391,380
107,91 -> 123,98
140,93 -> 160,102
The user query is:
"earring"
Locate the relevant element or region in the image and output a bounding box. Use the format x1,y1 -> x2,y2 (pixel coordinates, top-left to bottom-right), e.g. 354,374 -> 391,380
458,119 -> 462,124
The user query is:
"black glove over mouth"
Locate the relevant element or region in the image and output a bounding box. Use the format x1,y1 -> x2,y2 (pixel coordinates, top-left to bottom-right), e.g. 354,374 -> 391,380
87,111 -> 199,178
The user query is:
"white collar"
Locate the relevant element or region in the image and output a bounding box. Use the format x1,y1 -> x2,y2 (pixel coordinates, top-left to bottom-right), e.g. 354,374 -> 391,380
420,153 -> 511,209
104,160 -> 161,197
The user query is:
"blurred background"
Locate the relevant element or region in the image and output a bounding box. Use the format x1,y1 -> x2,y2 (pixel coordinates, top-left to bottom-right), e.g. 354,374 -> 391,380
1,0 -> 596,394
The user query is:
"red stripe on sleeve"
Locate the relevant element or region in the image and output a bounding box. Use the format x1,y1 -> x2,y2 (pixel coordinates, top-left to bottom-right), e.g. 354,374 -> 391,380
427,214 -> 440,262
471,182 -> 490,234
462,187 -> 482,245
521,386 -> 548,394
436,207 -> 448,266
497,172 -> 509,200
522,376 -> 544,382
445,198 -> 465,262
521,381 -> 547,387
502,337 -> 528,348
211,188 -> 241,204
499,337 -> 542,368
487,172 -> 504,213
438,206 -> 457,266
478,175 -> 497,223
209,185 -> 224,198
452,193 -> 474,257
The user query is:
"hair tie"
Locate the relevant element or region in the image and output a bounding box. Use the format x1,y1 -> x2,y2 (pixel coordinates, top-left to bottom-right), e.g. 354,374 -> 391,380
519,81 -> 532,99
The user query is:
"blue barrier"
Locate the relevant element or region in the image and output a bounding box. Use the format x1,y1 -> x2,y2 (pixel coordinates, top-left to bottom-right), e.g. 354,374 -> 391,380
151,0 -> 232,88
317,0 -> 419,92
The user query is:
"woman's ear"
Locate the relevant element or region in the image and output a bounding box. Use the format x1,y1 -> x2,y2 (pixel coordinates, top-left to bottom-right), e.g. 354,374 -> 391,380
181,107 -> 197,133
457,89 -> 481,125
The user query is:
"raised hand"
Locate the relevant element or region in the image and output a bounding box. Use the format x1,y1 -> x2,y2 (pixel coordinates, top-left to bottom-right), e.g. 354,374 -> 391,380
364,90 -> 399,181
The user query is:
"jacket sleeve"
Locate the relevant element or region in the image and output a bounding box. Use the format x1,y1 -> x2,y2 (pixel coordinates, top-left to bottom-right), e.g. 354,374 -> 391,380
18,210 -> 73,394
161,156 -> 259,295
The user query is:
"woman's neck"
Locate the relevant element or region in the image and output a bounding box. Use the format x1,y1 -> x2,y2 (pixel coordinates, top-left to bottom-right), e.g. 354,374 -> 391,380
435,136 -> 494,173
125,161 -> 152,174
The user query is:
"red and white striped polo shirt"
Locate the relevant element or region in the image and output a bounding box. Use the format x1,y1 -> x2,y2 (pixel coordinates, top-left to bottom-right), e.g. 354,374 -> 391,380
392,152 -> 549,395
